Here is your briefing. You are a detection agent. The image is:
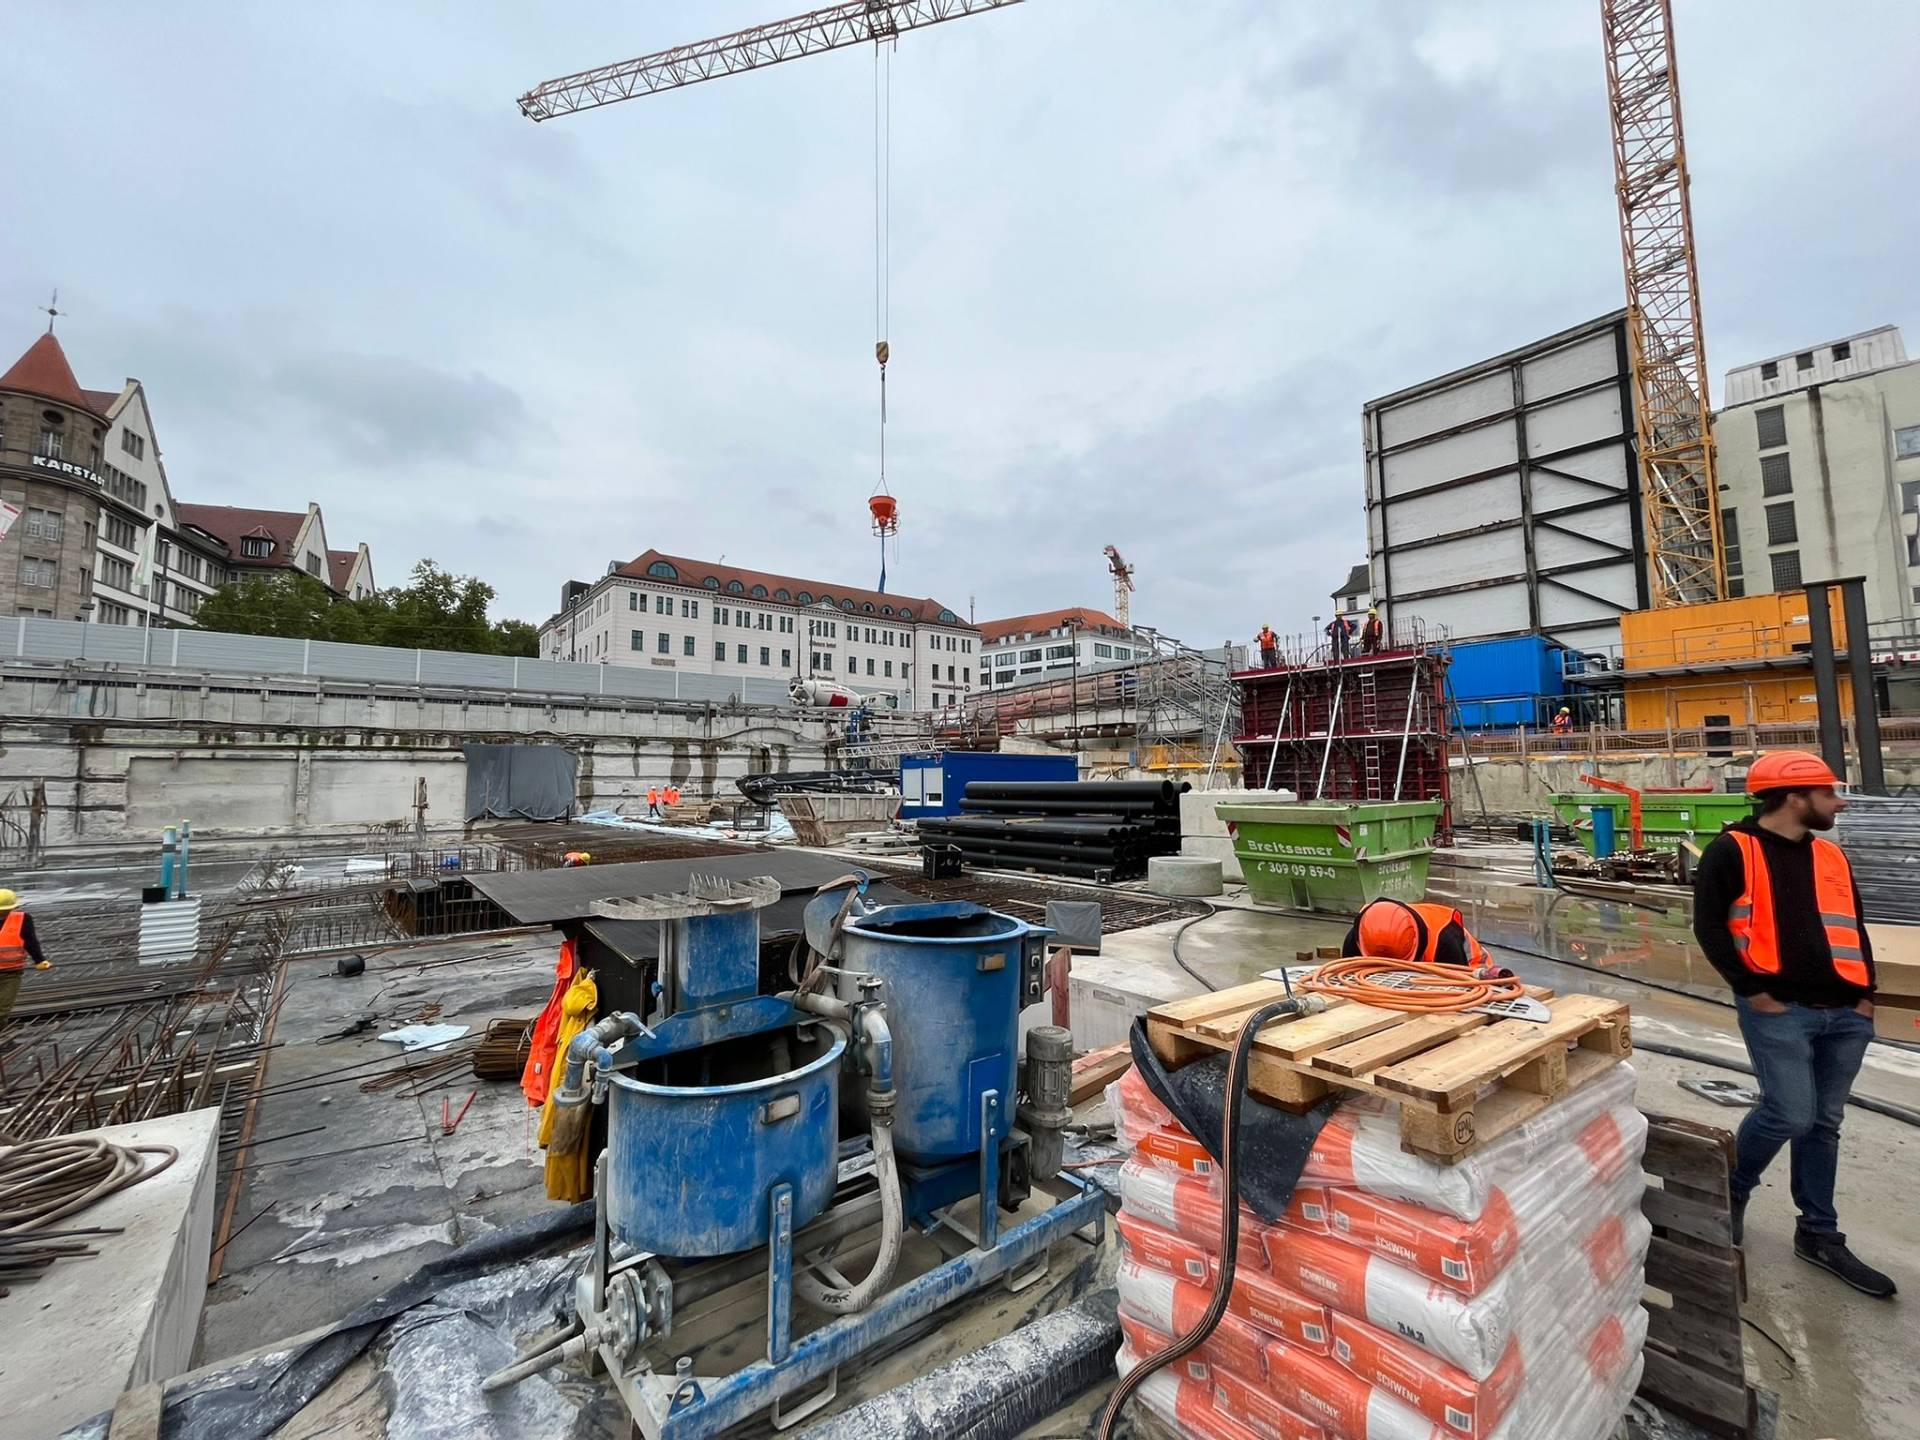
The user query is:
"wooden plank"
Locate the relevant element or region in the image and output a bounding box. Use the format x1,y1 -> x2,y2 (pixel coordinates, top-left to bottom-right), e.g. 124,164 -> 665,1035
1150,978 -> 1300,1027
1374,996 -> 1626,1109
1644,1119 -> 1735,1201
1503,1043 -> 1567,1096
1311,1011 -> 1495,1076
107,1383 -> 165,1440
1068,1043 -> 1133,1105
1646,1234 -> 1743,1306
1201,1000 -> 1405,1059
1641,1182 -> 1734,1248
1643,1297 -> 1745,1378
1639,1341 -> 1757,1437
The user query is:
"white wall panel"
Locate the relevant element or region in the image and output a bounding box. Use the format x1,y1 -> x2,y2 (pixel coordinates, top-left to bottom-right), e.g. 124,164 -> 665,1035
1379,420 -> 1518,498
1389,531 -> 1528,594
1520,329 -> 1620,401
1381,475 -> 1518,538
1408,585 -> 1533,639
1376,370 -> 1512,449
1525,388 -> 1624,457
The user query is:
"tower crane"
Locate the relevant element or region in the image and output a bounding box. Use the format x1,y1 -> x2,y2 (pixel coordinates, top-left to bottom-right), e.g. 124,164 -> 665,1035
1601,0 -> 1725,609
1104,544 -> 1135,631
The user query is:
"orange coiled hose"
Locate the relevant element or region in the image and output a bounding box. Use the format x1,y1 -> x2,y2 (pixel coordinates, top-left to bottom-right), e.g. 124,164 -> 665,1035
1302,957 -> 1526,1013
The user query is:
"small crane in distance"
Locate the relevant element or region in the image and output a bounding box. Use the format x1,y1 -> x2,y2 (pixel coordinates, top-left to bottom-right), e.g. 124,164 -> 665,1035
1104,544 -> 1135,630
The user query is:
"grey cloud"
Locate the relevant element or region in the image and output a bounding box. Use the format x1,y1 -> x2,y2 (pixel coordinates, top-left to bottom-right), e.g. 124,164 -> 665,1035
267,352 -> 542,465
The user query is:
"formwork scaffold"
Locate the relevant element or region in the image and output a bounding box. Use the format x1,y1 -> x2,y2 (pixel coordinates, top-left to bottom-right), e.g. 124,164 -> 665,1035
1234,624 -> 1454,840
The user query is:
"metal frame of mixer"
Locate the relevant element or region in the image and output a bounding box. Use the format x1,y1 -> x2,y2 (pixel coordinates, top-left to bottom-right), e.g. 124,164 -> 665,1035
492,871 -> 1109,1439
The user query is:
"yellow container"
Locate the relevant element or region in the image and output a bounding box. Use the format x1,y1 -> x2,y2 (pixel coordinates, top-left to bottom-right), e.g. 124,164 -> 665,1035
1619,590 -> 1847,672
1623,671 -> 1852,730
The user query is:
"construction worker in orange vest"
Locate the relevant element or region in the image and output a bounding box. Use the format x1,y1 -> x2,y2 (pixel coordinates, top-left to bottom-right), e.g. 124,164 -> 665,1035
1359,608 -> 1385,655
1693,750 -> 1891,1297
1340,897 -> 1493,970
0,889 -> 50,1028
1256,625 -> 1278,670
646,786 -> 662,818
664,784 -> 682,810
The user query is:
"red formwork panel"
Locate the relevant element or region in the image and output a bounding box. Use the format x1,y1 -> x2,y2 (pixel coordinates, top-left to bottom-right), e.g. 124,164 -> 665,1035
1233,652 -> 1453,840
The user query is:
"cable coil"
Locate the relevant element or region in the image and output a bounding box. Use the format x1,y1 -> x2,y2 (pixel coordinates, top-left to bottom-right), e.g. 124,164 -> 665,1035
0,1135 -> 178,1235
1302,957 -> 1526,1013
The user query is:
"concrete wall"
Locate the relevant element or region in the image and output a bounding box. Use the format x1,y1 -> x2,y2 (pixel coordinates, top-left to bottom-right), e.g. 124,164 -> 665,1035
0,665 -> 836,851
1715,358 -> 1920,625
1457,751 -> 1920,821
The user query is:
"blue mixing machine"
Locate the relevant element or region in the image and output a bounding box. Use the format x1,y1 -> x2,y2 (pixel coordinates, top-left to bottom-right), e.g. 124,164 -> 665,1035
483,871 -> 1106,1437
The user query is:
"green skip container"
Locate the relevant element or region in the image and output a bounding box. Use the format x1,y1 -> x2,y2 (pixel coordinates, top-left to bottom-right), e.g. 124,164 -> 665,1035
1549,791 -> 1755,855
1217,800 -> 1442,913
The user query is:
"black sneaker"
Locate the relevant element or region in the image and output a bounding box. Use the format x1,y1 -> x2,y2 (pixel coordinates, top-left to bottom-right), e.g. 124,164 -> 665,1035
1795,1232 -> 1897,1298
1731,1193 -> 1747,1247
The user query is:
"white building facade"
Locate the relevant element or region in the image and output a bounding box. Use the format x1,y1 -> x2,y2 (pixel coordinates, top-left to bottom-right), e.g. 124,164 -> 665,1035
976,606 -> 1144,688
1715,325 -> 1920,626
538,550 -> 979,711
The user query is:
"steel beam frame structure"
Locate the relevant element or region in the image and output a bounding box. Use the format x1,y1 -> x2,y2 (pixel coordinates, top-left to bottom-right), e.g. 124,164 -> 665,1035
1602,0 -> 1726,609
519,0 -> 1024,120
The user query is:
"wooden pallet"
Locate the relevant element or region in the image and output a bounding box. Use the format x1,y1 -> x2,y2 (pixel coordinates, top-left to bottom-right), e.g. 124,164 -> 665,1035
1638,1115 -> 1758,1438
1144,977 -> 1631,1163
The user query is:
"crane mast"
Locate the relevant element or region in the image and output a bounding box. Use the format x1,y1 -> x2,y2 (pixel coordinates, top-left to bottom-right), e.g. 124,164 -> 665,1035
518,0 -> 1023,119
1104,544 -> 1135,630
1602,0 -> 1725,609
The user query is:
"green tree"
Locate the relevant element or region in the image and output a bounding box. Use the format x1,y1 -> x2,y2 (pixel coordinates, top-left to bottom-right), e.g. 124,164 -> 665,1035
195,559 -> 539,657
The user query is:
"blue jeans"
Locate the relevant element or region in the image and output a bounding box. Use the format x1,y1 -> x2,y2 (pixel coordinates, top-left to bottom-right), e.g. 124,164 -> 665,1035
1731,995 -> 1873,1236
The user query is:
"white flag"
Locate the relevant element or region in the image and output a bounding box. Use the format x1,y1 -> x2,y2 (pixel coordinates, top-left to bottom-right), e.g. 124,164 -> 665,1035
133,522 -> 158,590
0,501 -> 19,544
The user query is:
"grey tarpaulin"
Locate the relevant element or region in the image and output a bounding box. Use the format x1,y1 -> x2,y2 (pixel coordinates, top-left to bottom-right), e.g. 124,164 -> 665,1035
1128,1016 -> 1337,1223
464,744 -> 578,821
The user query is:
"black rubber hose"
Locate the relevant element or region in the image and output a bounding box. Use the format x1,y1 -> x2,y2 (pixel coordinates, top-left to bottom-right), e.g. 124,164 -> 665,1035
1628,1037 -> 1920,1130
1169,901 -> 1226,993
1096,997 -> 1298,1439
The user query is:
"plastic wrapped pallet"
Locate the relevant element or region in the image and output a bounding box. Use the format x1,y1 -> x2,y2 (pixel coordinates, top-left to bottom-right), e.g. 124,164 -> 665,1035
1105,1058 -> 1648,1440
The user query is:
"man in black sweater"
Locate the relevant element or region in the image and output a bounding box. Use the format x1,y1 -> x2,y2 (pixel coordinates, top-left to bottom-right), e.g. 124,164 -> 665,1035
1692,750 -> 1894,1298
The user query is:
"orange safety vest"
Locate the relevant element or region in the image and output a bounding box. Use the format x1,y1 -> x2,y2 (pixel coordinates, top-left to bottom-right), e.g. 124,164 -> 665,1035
0,910 -> 27,972
1725,830 -> 1868,987
1346,900 -> 1491,969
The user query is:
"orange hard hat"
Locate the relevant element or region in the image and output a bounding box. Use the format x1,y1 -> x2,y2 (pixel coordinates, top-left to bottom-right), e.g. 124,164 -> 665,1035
1355,901 -> 1423,961
1744,750 -> 1841,795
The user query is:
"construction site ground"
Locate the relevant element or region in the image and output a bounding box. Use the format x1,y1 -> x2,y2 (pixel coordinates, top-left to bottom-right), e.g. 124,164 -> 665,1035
8,830 -> 1917,1438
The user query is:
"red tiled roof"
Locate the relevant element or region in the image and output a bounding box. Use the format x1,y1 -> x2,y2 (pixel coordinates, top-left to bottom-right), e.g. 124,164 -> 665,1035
0,333 -> 108,418
976,606 -> 1131,644
83,387 -> 123,417
328,549 -> 359,589
175,504 -> 309,566
613,549 -> 974,627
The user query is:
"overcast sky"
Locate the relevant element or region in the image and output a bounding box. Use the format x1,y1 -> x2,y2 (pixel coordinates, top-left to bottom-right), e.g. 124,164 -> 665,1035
5,2 -> 1916,642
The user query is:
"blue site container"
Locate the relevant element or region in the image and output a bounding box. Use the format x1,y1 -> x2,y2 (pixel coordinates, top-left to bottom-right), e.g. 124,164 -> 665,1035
899,751 -> 1076,819
1444,635 -> 1568,729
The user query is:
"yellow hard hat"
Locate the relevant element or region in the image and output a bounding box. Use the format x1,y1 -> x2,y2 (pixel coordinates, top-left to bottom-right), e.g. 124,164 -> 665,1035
0,889 -> 18,910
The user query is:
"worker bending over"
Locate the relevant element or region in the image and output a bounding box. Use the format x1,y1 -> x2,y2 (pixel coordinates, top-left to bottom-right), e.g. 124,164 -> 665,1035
1693,750 -> 1893,1298
1340,897 -> 1491,969
0,889 -> 51,1028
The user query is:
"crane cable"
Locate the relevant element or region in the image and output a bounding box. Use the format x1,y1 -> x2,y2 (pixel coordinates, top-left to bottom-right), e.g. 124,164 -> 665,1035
873,40 -> 892,487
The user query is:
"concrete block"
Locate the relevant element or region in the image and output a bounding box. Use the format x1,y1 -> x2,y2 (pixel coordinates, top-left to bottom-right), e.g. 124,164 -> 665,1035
1179,833 -> 1244,883
1147,855 -> 1223,897
1178,787 -> 1292,838
0,1108 -> 219,1438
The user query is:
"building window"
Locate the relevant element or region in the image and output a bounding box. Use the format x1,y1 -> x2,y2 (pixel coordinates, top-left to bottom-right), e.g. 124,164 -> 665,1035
866,658 -> 875,676
19,559 -> 56,589
1896,425 -> 1920,460
628,592 -> 638,610
717,607 -> 728,626
100,556 -> 133,590
703,577 -> 719,591
714,640 -> 726,660
22,507 -> 63,542
1760,360 -> 1778,381
39,428 -> 64,459
884,660 -> 892,677
1094,643 -> 1113,659
1722,509 -> 1744,594
1832,341 -> 1852,362
242,535 -> 273,557
903,663 -> 911,680
632,630 -> 644,650
1795,351 -> 1814,370
1765,502 -> 1798,546
727,580 -> 744,594
647,561 -> 677,579
304,553 -> 322,577
1769,550 -> 1802,589
759,646 -> 770,666
736,643 -> 747,663
1045,644 -> 1073,660
658,632 -> 670,653
120,430 -> 145,459
684,636 -> 695,656
995,652 -> 1014,666
963,668 -> 970,684
1760,453 -> 1792,496
1755,406 -> 1787,450
104,515 -> 136,549
1019,648 -> 1041,664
